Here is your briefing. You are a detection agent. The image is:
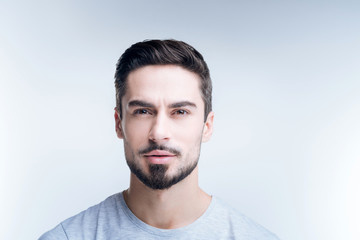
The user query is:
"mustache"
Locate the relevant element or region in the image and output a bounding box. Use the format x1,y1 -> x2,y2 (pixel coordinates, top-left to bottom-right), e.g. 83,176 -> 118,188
138,143 -> 181,156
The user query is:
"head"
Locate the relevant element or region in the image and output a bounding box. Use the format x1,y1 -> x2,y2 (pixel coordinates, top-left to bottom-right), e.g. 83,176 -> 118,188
114,40 -> 213,190
115,39 -> 212,121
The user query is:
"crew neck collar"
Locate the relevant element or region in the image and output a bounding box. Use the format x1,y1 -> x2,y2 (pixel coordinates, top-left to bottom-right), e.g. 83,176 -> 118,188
116,191 -> 216,237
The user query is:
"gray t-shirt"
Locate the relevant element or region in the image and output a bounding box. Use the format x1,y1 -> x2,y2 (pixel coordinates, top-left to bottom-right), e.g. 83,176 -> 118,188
39,192 -> 279,240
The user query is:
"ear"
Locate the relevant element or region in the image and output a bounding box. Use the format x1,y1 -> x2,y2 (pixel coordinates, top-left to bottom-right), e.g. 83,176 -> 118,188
202,111 -> 214,142
114,108 -> 124,139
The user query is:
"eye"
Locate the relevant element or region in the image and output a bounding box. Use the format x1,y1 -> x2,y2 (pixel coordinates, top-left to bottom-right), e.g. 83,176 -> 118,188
173,109 -> 189,115
133,109 -> 151,115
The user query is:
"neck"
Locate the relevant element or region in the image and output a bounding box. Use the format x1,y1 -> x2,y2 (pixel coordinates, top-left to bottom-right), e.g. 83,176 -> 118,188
123,166 -> 211,229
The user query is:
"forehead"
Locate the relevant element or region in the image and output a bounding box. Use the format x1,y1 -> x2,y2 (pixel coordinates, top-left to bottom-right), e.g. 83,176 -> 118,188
124,65 -> 203,106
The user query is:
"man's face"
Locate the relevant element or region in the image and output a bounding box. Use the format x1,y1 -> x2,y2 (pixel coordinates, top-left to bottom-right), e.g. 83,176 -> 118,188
115,65 -> 213,190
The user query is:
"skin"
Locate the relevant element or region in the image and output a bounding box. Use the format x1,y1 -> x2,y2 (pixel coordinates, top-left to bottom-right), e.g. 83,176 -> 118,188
114,65 -> 214,229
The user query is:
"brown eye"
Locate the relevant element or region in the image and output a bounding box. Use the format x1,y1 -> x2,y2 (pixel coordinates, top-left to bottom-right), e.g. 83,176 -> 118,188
174,109 -> 188,115
134,109 -> 150,115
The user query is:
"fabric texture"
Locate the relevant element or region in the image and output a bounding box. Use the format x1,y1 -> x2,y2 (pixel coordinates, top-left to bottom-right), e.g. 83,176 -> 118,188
39,192 -> 279,240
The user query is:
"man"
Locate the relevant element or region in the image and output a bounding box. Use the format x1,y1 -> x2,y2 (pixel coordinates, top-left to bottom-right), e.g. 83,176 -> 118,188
39,39 -> 279,239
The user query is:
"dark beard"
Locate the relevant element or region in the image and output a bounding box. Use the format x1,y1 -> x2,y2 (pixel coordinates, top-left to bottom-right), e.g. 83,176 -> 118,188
126,157 -> 199,190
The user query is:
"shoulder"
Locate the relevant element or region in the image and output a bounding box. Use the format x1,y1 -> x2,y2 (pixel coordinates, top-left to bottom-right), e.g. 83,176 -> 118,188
38,193 -> 122,240
208,197 -> 280,240
38,224 -> 67,240
61,192 -> 120,230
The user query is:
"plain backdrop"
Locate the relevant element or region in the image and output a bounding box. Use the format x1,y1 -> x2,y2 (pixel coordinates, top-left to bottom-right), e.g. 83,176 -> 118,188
1,1 -> 359,239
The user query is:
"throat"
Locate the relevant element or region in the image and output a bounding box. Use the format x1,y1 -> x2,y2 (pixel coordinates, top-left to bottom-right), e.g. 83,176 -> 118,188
123,181 -> 212,229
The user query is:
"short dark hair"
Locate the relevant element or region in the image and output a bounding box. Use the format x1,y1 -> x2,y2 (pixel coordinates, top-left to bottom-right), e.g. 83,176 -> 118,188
114,39 -> 212,121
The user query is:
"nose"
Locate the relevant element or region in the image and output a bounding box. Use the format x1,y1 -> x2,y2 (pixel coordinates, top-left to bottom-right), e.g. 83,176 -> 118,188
148,112 -> 170,143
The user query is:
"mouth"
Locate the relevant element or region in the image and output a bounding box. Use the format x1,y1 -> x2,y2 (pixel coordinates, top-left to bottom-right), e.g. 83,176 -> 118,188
143,150 -> 176,164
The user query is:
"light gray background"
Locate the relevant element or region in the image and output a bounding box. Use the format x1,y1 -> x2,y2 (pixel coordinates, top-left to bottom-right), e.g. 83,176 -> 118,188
1,1 -> 359,239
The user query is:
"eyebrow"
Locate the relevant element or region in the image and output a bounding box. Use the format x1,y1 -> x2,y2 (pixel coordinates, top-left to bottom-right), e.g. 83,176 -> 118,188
169,101 -> 197,109
128,100 -> 155,108
127,100 -> 197,109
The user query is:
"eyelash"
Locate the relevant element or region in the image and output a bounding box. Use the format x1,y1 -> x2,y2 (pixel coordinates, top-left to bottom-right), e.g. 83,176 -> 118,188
172,109 -> 189,115
133,109 -> 152,115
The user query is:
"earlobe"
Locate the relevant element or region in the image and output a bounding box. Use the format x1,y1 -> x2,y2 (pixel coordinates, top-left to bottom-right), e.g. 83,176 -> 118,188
202,111 -> 214,142
114,109 -> 124,139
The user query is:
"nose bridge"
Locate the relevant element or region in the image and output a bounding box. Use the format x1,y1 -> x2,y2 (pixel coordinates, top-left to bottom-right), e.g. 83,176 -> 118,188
149,110 -> 170,141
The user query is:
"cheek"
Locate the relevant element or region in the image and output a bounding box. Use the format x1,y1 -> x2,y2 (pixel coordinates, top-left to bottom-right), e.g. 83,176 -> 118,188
175,120 -> 204,138
172,121 -> 204,150
123,119 -> 150,143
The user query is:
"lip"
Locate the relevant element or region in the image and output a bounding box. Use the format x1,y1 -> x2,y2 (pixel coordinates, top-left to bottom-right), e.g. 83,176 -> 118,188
144,150 -> 176,164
